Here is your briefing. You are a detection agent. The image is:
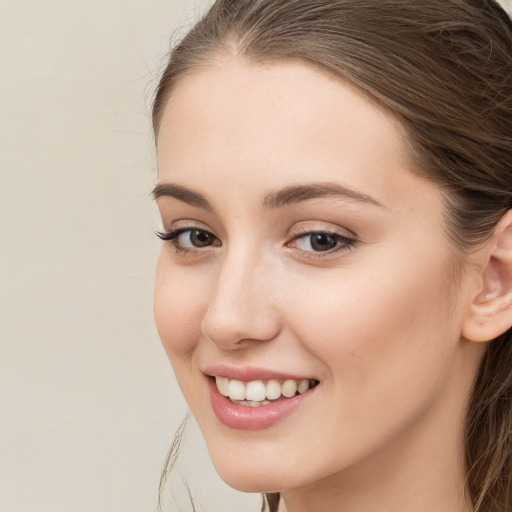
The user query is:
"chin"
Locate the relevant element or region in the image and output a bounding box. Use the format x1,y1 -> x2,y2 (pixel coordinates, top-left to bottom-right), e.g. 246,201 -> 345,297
207,447 -> 296,494
215,465 -> 286,494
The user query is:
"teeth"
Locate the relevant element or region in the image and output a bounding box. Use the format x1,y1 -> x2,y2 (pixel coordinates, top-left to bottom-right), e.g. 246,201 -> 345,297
216,376 -> 230,397
228,379 -> 246,400
266,380 -> 281,400
282,379 -> 298,398
232,399 -> 272,407
215,376 -> 317,405
246,380 -> 266,401
298,379 -> 310,394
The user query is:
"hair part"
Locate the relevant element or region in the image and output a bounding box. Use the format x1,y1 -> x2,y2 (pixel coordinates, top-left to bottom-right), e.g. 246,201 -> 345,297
154,1 -> 512,511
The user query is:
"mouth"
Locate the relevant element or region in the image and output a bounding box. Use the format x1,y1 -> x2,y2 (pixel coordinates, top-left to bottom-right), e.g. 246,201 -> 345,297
214,376 -> 319,407
204,367 -> 320,431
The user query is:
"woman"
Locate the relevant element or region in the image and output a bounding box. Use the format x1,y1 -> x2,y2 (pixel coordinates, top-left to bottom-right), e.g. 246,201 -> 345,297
151,1 -> 512,511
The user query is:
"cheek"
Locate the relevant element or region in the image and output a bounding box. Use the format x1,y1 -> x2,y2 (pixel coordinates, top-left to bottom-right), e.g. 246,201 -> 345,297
286,245 -> 458,393
271,247 -> 463,470
154,255 -> 208,363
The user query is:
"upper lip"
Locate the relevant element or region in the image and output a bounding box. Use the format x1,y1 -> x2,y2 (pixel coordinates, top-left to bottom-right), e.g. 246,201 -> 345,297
203,364 -> 317,382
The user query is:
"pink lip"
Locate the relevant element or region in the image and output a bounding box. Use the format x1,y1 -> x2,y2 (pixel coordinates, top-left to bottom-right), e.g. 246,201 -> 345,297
203,364 -> 315,382
205,372 -> 318,431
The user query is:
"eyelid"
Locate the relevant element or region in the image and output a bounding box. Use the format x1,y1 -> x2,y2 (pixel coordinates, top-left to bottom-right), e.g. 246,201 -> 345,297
155,226 -> 190,241
288,221 -> 357,241
156,218 -> 216,239
158,215 -> 201,227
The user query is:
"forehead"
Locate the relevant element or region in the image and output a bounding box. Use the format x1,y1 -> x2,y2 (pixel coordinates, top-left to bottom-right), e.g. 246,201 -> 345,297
156,57 -> 421,208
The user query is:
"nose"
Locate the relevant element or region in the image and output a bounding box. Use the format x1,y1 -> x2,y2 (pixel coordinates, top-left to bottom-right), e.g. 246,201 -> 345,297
201,247 -> 282,350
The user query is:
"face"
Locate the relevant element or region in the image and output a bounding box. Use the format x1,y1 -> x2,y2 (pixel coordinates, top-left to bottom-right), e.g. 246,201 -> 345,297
154,58 -> 482,495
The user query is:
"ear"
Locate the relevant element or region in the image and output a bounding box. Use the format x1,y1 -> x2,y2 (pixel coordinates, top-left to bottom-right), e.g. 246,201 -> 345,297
462,210 -> 512,343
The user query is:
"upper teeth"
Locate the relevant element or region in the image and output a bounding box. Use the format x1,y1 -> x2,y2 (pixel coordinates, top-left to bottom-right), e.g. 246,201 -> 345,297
215,377 -> 315,402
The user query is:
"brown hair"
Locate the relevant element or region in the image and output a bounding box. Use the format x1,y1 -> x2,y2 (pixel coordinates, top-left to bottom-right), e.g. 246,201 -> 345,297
153,1 -> 512,511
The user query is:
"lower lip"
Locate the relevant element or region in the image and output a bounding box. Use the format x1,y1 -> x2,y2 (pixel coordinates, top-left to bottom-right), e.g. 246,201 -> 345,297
207,377 -> 316,431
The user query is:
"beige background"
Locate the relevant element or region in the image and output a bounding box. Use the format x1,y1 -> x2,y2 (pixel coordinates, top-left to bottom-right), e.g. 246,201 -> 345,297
1,1 -> 511,511
0,1 -> 258,511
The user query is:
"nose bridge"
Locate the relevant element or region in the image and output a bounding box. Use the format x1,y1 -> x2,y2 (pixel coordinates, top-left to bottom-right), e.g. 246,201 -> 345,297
201,242 -> 281,348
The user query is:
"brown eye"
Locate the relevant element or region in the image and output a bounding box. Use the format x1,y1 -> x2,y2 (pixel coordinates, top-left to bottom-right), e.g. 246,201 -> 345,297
156,227 -> 220,252
189,229 -> 216,247
290,231 -> 355,255
309,233 -> 338,252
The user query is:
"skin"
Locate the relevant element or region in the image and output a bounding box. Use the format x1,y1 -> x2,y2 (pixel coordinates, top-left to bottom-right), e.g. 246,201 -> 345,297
154,57 -> 487,512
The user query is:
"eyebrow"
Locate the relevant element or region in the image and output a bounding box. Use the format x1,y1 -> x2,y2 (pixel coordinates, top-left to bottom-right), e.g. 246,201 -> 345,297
262,182 -> 385,209
152,181 -> 385,210
152,183 -> 213,211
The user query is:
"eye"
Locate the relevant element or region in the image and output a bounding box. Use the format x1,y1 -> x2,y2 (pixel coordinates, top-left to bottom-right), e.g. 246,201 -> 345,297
156,227 -> 221,251
178,229 -> 217,248
290,231 -> 355,254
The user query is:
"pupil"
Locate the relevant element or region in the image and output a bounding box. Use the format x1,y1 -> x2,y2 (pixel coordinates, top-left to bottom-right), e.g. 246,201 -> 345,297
191,230 -> 211,247
311,233 -> 336,251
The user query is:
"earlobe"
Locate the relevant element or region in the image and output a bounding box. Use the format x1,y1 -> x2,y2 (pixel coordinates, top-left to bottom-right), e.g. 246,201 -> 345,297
462,211 -> 512,343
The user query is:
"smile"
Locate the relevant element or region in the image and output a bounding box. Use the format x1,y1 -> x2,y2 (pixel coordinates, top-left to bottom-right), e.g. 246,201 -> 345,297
205,369 -> 320,431
215,376 -> 318,406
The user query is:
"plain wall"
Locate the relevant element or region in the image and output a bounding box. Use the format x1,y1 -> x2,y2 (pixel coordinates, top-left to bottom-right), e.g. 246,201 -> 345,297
0,1 -> 258,511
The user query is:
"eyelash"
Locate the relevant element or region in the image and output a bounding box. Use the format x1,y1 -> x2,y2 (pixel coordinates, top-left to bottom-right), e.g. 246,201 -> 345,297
155,227 -> 218,255
155,227 -> 356,258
